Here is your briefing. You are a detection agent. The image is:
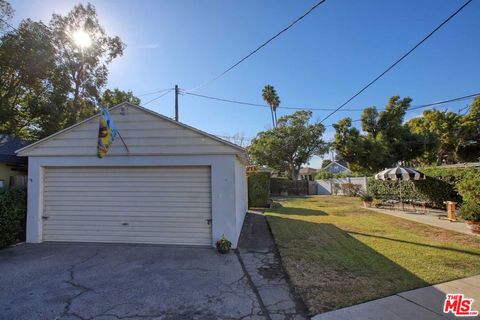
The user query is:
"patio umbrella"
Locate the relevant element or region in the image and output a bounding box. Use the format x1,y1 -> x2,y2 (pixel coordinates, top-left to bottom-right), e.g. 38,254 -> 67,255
374,166 -> 426,210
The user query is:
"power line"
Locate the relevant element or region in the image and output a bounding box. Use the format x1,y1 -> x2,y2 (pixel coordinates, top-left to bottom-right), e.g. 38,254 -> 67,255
319,0 -> 473,123
142,89 -> 173,106
0,17 -> 18,32
137,88 -> 173,97
182,91 -> 365,111
324,92 -> 480,128
186,0 -> 328,93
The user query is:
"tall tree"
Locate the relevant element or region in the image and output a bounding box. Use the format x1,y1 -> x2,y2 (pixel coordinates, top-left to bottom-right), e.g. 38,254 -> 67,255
0,0 -> 13,33
262,85 -> 280,128
0,19 -> 58,138
333,96 -> 423,173
248,111 -> 328,180
101,88 -> 140,108
49,3 -> 125,122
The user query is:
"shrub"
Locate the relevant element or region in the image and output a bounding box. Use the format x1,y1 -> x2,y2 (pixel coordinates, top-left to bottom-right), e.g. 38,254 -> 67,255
460,201 -> 480,222
419,167 -> 471,185
248,172 -> 270,207
360,193 -> 373,202
340,183 -> 362,196
367,177 -> 460,209
0,187 -> 27,248
455,169 -> 480,204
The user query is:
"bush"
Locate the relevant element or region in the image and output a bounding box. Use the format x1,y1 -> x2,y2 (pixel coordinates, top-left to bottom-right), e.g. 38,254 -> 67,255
460,201 -> 480,222
0,188 -> 27,248
455,169 -> 480,204
360,193 -> 373,202
340,183 -> 362,196
248,172 -> 270,207
420,167 -> 471,185
367,177 -> 460,209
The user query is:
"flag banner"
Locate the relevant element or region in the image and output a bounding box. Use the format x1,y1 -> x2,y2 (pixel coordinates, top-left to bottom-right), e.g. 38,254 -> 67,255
97,107 -> 118,158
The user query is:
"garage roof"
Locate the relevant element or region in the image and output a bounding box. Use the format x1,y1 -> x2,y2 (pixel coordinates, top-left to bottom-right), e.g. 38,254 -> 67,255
16,102 -> 247,160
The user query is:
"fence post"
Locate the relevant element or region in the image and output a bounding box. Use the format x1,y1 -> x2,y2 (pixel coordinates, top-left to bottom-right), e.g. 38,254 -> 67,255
364,176 -> 368,192
329,178 -> 333,195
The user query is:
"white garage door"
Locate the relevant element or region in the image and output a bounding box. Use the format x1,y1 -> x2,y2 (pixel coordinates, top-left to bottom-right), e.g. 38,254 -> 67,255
42,166 -> 212,245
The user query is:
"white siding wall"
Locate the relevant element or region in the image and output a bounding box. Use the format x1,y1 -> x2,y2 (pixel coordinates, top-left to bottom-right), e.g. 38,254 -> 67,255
234,157 -> 247,239
19,106 -> 238,156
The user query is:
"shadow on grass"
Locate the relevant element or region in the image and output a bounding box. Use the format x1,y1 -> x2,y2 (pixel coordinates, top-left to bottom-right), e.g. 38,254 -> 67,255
267,216 -> 451,315
348,230 -> 480,257
270,202 -> 329,216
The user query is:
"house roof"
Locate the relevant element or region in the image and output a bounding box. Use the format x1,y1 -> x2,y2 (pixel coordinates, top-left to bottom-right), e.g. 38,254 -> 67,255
0,134 -> 28,163
16,102 -> 247,160
323,160 -> 350,171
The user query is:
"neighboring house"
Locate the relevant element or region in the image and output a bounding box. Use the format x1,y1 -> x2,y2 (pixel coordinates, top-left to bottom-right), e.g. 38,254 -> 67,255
16,102 -> 248,248
299,167 -> 318,181
323,160 -> 351,174
0,134 -> 28,188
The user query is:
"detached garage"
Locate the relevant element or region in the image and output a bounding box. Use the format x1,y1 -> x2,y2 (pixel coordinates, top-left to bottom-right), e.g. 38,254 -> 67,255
17,102 -> 248,248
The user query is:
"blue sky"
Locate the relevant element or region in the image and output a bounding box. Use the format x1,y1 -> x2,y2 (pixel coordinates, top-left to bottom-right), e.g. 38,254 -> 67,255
9,0 -> 480,167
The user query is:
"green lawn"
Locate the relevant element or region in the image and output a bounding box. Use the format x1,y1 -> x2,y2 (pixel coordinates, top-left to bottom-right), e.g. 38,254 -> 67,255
266,195 -> 480,314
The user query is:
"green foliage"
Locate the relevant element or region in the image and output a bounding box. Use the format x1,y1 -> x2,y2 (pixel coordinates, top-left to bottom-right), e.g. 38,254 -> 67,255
456,169 -> 480,204
248,111 -> 329,180
367,177 -> 460,208
0,2 -> 130,140
101,88 -> 141,107
333,96 -> 424,173
0,187 -> 26,248
360,193 -> 373,202
420,166 -> 471,185
248,172 -> 270,207
460,201 -> 480,222
262,84 -> 280,127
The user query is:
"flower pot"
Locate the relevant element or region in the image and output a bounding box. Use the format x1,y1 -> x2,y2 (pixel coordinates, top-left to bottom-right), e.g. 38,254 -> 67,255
363,201 -> 372,208
217,247 -> 230,254
465,221 -> 480,235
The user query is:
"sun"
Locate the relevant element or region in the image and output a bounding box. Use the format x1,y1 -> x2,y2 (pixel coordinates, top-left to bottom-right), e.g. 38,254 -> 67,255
72,29 -> 92,49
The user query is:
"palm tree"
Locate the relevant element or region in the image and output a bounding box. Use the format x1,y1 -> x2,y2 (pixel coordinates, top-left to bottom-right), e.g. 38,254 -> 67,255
262,85 -> 280,128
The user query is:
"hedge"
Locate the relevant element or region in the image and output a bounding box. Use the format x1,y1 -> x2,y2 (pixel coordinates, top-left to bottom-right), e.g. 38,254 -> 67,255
248,172 -> 270,207
367,177 -> 460,209
0,188 -> 27,248
456,169 -> 480,204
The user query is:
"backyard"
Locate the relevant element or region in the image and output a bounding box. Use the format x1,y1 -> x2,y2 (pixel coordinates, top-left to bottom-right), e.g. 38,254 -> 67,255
266,195 -> 480,315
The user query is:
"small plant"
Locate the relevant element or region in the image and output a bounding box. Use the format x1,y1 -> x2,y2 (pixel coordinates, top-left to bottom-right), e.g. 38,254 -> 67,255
460,201 -> 480,222
360,193 -> 373,202
216,234 -> 232,254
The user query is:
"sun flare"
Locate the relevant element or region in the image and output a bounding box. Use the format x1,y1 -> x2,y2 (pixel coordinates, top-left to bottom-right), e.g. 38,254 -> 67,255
72,29 -> 91,48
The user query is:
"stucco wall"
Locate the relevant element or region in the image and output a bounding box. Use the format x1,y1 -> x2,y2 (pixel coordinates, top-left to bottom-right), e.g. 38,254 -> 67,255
234,157 -> 247,240
26,155 -> 244,248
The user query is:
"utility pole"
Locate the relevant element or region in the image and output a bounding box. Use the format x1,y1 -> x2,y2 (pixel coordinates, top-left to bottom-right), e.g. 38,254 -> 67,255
174,85 -> 179,122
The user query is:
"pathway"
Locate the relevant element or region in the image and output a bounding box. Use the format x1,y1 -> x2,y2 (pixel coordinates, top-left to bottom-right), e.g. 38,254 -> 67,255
368,207 -> 477,236
313,275 -> 480,320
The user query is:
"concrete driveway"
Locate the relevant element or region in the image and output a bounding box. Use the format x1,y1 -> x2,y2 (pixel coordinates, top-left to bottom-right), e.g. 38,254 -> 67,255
0,243 -> 264,320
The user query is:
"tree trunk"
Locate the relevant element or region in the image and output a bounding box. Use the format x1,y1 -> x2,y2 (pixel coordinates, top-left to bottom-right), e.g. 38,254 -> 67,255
273,109 -> 277,128
270,106 -> 275,128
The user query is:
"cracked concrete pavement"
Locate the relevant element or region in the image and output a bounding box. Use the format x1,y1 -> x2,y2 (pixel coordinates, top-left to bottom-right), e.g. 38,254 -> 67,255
0,243 -> 265,319
0,212 -> 306,320
237,212 -> 308,320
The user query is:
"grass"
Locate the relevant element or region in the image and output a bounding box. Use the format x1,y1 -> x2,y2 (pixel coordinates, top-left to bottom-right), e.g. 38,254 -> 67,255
266,195 -> 480,314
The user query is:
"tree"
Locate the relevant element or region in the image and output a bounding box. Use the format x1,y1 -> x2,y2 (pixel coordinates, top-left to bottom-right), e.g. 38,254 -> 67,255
0,0 -> 13,33
262,85 -> 280,128
0,19 -> 58,138
101,88 -> 140,108
321,159 -> 332,168
333,96 -> 424,173
248,111 -> 328,180
49,3 -> 125,122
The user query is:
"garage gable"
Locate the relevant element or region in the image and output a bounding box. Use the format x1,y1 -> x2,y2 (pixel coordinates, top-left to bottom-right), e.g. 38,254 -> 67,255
17,102 -> 245,157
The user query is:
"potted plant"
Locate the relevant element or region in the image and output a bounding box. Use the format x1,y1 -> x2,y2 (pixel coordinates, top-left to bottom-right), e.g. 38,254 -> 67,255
460,201 -> 480,234
360,193 -> 374,208
216,235 -> 232,254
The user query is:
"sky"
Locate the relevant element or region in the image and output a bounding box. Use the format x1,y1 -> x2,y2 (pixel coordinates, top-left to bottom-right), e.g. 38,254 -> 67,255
8,0 -> 480,167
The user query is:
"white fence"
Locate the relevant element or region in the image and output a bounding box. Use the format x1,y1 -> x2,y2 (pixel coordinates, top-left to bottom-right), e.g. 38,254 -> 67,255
316,177 -> 368,195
